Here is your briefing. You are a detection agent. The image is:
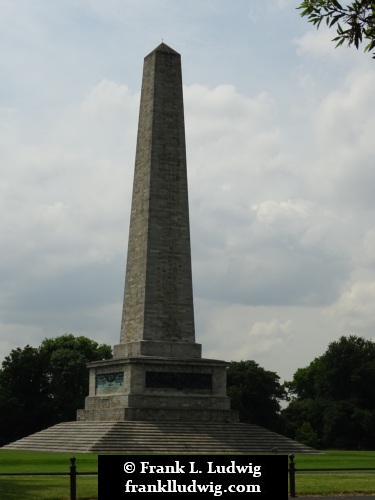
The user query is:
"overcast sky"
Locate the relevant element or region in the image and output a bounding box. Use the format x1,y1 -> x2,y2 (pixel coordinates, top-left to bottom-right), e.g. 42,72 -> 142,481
1,0 -> 375,383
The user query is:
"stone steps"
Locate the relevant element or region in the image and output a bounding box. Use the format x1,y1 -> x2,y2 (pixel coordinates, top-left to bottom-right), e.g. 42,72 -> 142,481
2,421 -> 319,454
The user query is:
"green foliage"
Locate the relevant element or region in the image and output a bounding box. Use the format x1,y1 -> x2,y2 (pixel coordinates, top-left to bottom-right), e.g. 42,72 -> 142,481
0,346 -> 52,444
295,421 -> 320,448
297,1 -> 375,57
227,360 -> 286,432
40,335 -> 112,422
283,335 -> 375,449
0,334 -> 112,446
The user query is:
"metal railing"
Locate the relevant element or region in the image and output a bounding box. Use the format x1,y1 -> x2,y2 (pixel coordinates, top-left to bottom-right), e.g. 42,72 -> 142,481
3,455 -> 375,498
288,454 -> 375,497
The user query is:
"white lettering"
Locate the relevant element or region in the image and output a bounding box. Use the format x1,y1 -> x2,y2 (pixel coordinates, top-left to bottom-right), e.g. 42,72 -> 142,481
140,461 -> 185,474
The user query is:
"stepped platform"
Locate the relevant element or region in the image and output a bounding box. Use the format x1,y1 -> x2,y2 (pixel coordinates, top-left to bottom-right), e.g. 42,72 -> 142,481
1,421 -> 319,454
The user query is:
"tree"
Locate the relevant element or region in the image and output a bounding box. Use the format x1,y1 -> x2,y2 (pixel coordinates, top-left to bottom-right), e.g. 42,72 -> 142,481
0,345 -> 52,445
295,421 -> 320,448
283,335 -> 375,449
0,334 -> 112,446
297,1 -> 375,57
40,334 -> 112,422
227,360 -> 287,433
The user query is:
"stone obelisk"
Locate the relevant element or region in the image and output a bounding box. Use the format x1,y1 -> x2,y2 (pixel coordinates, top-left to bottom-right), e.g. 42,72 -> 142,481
78,43 -> 234,423
114,43 -> 199,360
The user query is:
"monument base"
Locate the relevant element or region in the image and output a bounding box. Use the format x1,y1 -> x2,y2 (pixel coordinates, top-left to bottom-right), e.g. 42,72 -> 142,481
113,340 -> 201,359
77,355 -> 236,423
1,420 -> 320,454
77,408 -> 237,423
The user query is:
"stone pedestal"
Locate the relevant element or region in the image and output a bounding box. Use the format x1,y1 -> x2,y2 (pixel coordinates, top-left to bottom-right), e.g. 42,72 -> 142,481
77,356 -> 237,423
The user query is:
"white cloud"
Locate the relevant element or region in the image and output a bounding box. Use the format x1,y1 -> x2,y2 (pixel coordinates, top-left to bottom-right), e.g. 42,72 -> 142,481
273,0 -> 294,9
359,229 -> 375,268
247,319 -> 293,354
0,79 -> 139,345
248,10 -> 257,22
294,28 -> 339,60
299,65 -> 375,212
197,299 -> 341,381
314,69 -> 375,148
328,281 -> 375,334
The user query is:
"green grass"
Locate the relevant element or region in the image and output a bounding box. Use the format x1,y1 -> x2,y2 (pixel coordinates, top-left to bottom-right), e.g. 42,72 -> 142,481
0,476 -> 97,500
0,450 -> 375,498
0,450 -> 98,472
0,451 -> 98,500
292,450 -> 375,496
293,449 -> 375,468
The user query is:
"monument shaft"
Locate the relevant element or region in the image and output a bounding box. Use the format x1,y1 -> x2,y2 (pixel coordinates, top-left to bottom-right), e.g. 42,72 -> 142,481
120,44 -> 195,346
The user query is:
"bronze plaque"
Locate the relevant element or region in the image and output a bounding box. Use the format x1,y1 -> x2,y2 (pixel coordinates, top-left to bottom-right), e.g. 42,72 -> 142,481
96,372 -> 124,389
145,371 -> 212,390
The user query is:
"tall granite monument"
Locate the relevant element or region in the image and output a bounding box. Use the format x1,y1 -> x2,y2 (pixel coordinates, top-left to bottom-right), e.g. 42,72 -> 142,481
3,43 -> 317,454
77,42 -> 235,423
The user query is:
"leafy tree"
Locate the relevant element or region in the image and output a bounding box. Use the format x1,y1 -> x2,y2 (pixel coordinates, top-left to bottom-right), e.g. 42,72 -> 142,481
0,345 -> 52,445
40,334 -> 112,422
227,360 -> 287,433
283,335 -> 375,449
295,421 -> 320,448
0,334 -> 112,446
298,1 -> 375,57
282,397 -> 325,448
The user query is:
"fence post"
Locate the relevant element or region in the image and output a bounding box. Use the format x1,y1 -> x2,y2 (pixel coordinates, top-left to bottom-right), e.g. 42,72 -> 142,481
289,454 -> 296,498
70,456 -> 77,500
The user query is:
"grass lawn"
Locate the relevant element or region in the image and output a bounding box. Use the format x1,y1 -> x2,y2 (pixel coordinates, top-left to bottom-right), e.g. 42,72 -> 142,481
0,450 -> 375,498
0,451 -> 98,500
292,450 -> 375,496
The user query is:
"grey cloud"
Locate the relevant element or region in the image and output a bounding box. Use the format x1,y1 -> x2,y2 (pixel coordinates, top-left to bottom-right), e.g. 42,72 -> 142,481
193,240 -> 349,307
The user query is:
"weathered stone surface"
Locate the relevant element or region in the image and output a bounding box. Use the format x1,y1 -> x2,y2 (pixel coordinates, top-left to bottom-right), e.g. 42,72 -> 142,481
2,421 -> 320,454
113,340 -> 201,359
118,42 -> 196,353
80,355 -> 233,422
